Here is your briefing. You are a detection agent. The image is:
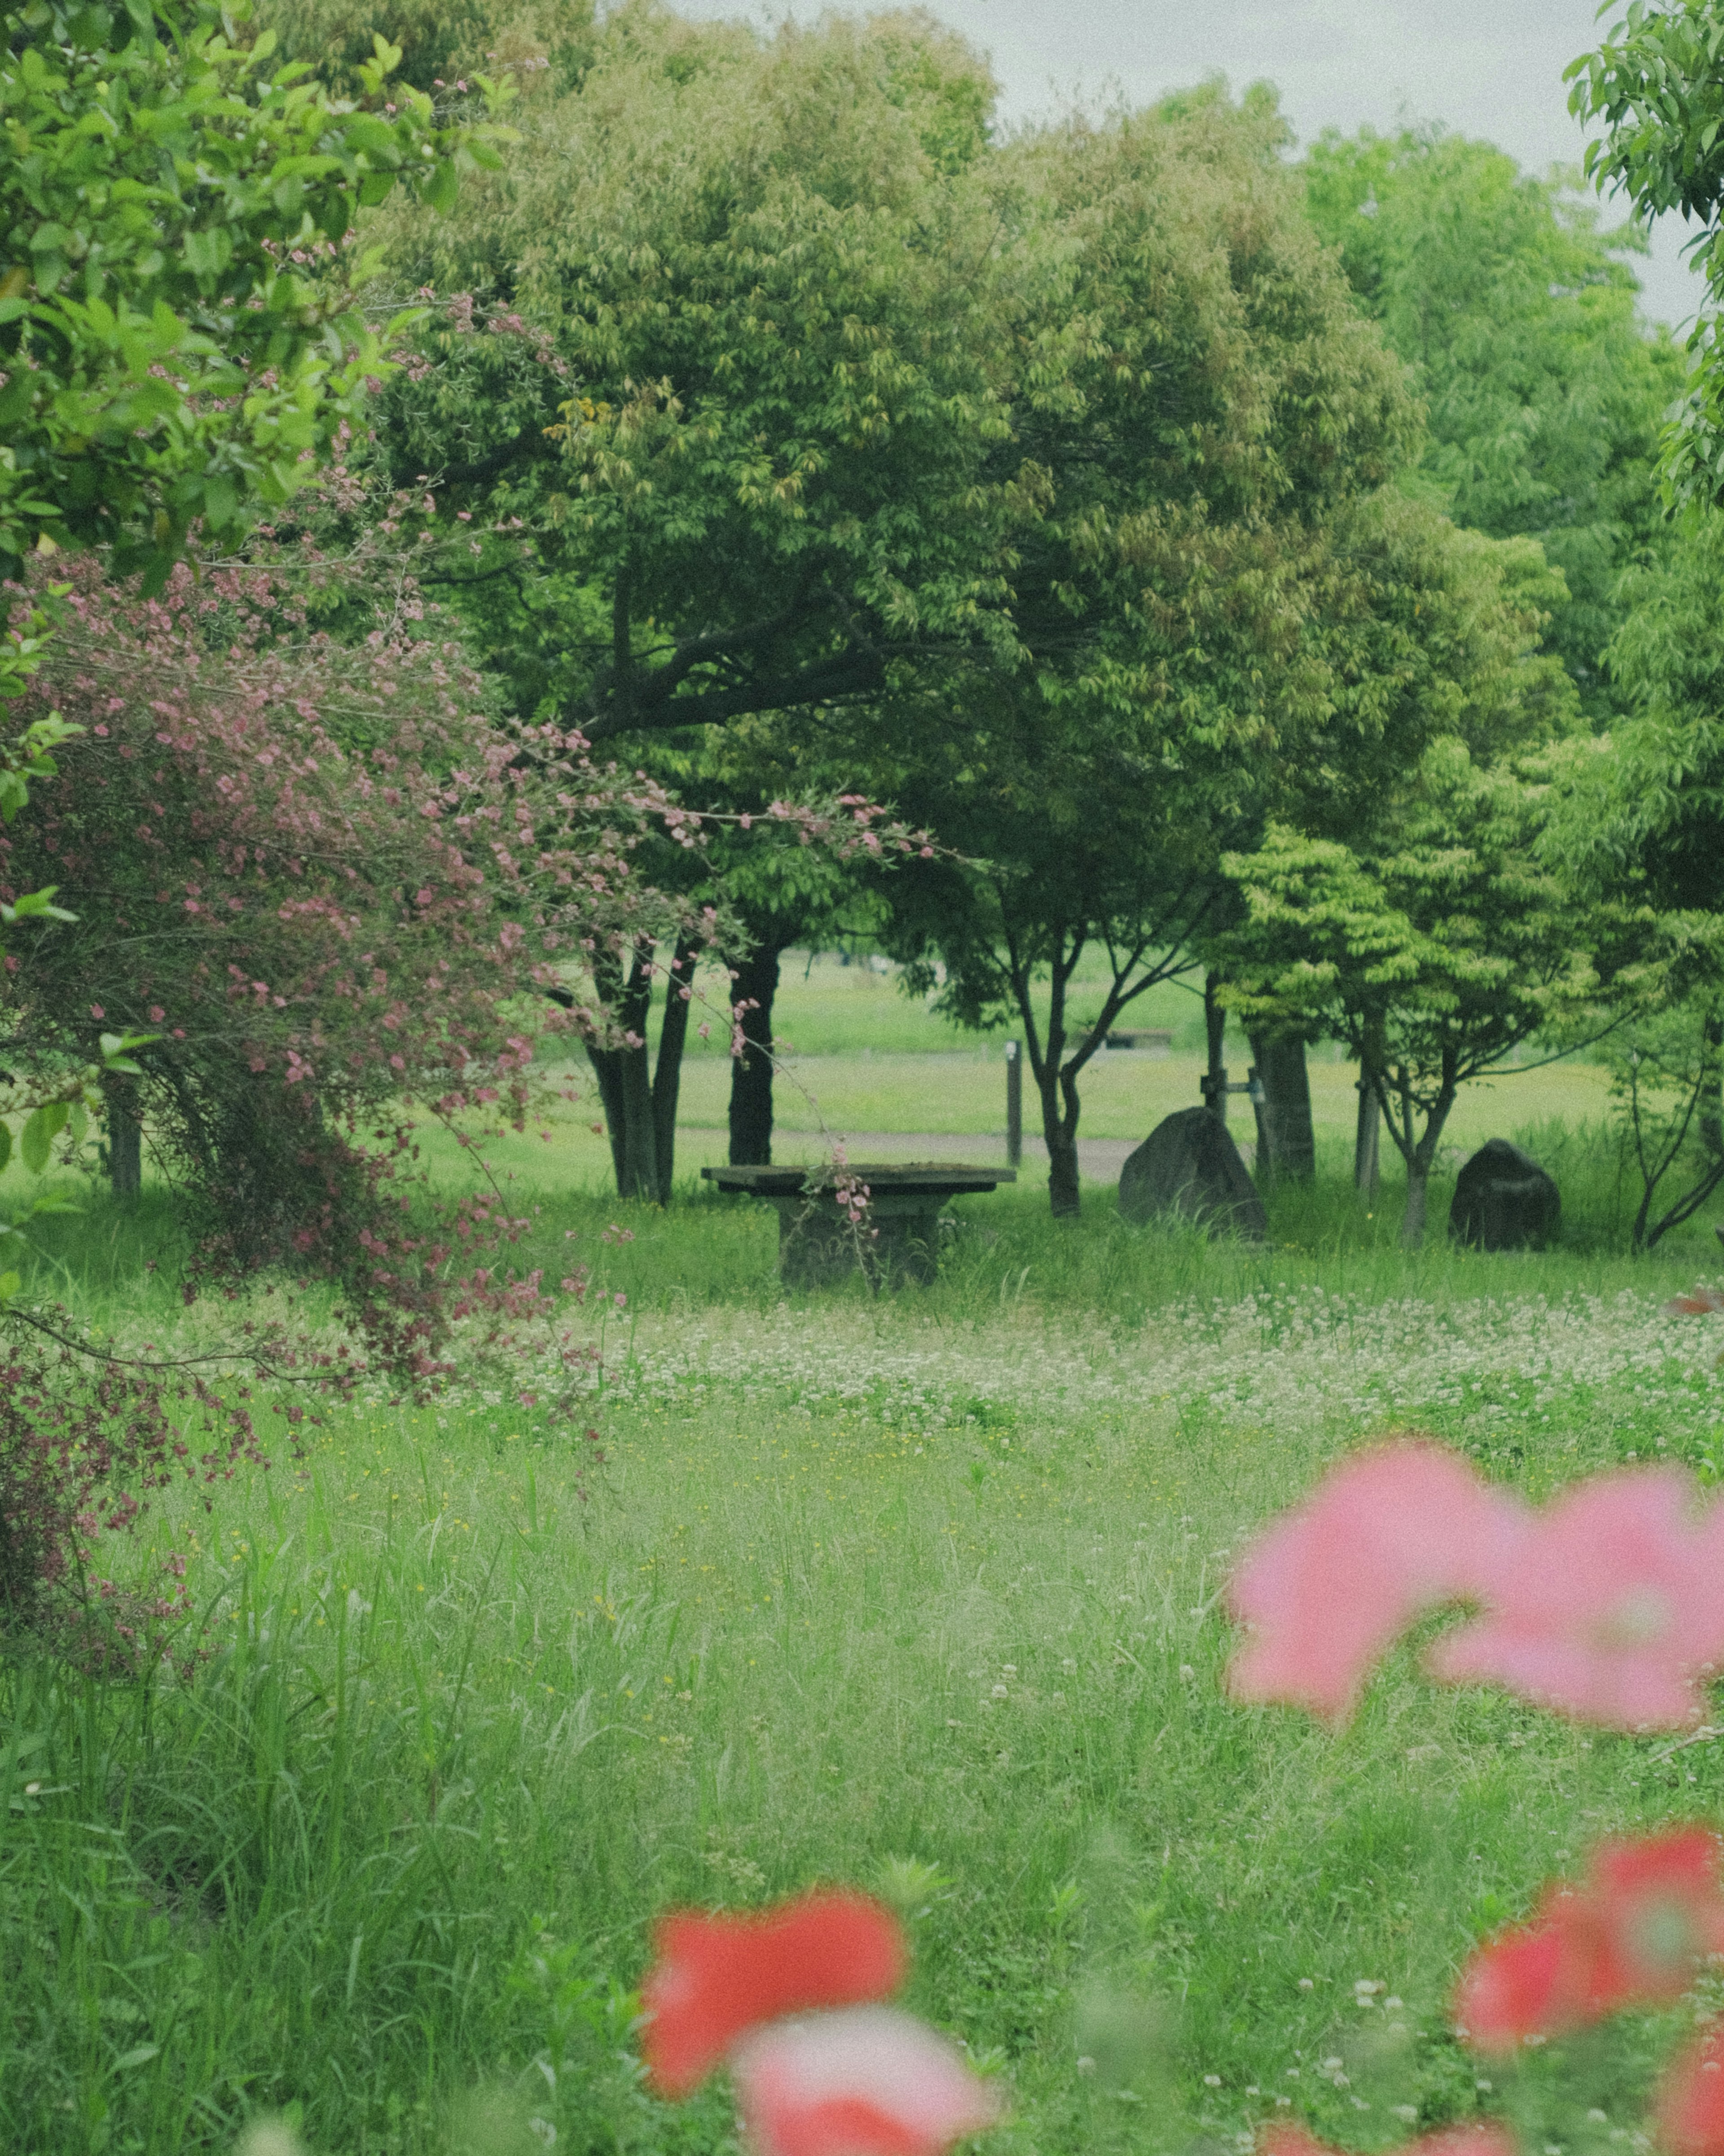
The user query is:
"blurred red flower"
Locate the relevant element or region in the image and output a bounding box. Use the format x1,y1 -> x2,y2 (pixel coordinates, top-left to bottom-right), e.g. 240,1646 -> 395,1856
640,1891 -> 908,2098
1656,2020 -> 1724,2156
1263,2122 -> 1515,2156
1455,1829 -> 1724,2050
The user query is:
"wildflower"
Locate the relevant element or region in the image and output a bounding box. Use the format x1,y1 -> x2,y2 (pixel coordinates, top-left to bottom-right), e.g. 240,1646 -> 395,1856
730,2006 -> 1000,2156
639,1891 -> 907,2097
1226,1441 -> 1524,1722
1426,1469 -> 1724,1728
1655,2020 -> 1724,2156
1454,1829 -> 1724,2050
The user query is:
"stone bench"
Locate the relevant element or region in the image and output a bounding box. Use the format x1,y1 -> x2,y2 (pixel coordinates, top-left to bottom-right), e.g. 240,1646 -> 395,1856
702,1162 -> 1016,1286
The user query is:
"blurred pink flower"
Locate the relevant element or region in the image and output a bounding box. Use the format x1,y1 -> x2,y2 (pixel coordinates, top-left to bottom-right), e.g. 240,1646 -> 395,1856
1425,1468 -> 1724,1728
731,2006 -> 1002,2156
640,1892 -> 907,2098
1226,1440 -> 1524,1722
1656,2019 -> 1724,2156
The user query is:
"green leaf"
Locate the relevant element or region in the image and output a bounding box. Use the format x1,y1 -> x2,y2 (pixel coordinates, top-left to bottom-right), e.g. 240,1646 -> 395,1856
421,159 -> 459,217
19,1103 -> 62,1175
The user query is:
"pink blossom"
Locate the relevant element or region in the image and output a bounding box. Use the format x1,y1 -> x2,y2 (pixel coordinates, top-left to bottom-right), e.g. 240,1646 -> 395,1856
730,2007 -> 1001,2156
1226,1440 -> 1525,1723
1425,1468 -> 1724,1728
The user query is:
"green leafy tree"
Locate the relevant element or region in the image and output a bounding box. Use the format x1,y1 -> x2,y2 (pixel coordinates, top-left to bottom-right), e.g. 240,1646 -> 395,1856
874,88 -> 1412,1217
1222,742 -> 1594,1248
363,7 -> 1015,744
1569,0 -> 1724,507
1304,124 -> 1682,719
0,0 -> 509,589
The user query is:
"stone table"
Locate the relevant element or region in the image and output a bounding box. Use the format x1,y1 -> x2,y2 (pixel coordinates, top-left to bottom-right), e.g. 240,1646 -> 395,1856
701,1161 -> 1016,1287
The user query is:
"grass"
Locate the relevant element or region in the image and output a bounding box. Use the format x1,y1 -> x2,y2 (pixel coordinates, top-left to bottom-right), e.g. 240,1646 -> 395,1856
8,1066 -> 1724,2155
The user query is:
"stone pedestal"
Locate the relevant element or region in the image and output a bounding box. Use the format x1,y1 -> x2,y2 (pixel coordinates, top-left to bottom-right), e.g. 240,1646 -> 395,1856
702,1162 -> 1016,1287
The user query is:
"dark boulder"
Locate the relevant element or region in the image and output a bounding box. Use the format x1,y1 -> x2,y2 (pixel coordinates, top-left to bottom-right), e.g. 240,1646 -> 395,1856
1118,1107 -> 1267,1239
1448,1138 -> 1560,1251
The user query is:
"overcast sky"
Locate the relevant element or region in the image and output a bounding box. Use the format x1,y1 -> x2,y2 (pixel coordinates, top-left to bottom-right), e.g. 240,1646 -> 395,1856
674,0 -> 1707,334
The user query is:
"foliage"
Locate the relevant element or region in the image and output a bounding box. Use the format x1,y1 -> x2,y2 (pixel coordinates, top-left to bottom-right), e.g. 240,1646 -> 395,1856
1597,991 -> 1724,1251
1222,741 -> 1596,1246
361,6 -> 1015,744
873,85 -> 1412,1214
0,0 -> 510,588
255,0 -> 595,98
1568,0 -> 1724,507
1304,124 -> 1682,716
0,555 -> 715,1367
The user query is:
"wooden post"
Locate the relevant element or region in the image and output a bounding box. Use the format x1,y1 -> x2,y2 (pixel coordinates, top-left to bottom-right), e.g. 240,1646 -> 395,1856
1004,1040 -> 1022,1168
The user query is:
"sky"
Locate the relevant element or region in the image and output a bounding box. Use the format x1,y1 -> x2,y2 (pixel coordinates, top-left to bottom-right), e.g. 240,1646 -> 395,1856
674,0 -> 1707,335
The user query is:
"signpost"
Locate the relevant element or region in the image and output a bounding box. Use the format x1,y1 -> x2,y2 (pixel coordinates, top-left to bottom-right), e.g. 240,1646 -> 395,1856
1004,1040 -> 1023,1168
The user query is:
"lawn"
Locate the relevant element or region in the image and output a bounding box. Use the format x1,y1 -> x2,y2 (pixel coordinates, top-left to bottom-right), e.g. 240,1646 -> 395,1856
6,1041 -> 1724,2155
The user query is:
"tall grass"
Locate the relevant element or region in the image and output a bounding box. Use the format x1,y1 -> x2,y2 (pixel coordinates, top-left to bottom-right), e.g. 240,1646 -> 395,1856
6,1111 -> 1724,2153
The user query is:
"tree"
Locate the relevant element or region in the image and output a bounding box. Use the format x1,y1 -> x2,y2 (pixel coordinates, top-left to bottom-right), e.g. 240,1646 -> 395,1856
1569,0 -> 1724,508
361,7 -> 1019,745
1222,741 -> 1594,1248
1548,500 -> 1724,1239
1,0 -> 508,590
0,554 -> 716,1376
1303,124 -> 1682,720
874,87 -> 1413,1215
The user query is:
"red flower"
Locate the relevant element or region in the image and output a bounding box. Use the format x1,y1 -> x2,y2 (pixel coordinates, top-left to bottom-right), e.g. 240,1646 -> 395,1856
1657,2021 -> 1724,2156
1425,1468 -> 1724,1728
1455,1829 -> 1724,2050
1226,1441 -> 1524,1722
640,1892 -> 908,2098
730,2006 -> 1001,2156
1263,2124 -> 1514,2156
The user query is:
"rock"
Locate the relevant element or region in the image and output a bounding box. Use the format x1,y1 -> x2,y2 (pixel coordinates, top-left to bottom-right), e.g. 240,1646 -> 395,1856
1118,1107 -> 1267,1239
1448,1138 -> 1560,1251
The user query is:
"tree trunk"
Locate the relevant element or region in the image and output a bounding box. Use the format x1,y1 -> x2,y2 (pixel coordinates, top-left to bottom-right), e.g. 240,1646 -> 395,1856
1041,1067 -> 1082,1218
1250,1031 -> 1315,1184
1401,1164 -> 1429,1250
1355,1068 -> 1381,1194
1703,1017 -> 1723,1162
651,936 -> 697,1205
1204,972 -> 1228,1128
104,1076 -> 142,1200
586,946 -> 658,1200
728,942 -> 782,1166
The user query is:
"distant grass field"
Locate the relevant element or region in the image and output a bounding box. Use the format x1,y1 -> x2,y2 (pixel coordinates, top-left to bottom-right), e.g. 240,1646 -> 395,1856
7,964 -> 1724,2156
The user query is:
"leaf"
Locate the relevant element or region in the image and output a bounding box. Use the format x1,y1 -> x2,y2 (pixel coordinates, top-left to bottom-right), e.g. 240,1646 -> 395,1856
112,2045 -> 160,2073
19,1105 -> 56,1174
421,159 -> 458,217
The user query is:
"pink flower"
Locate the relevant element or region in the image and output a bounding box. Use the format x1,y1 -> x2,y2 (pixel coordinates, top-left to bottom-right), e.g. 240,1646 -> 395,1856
730,2006 -> 1001,2156
1226,1441 -> 1525,1722
641,1893 -> 907,2098
1425,1468 -> 1724,1728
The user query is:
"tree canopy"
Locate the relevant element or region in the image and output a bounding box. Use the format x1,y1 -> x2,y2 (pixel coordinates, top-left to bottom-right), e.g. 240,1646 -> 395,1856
1304,123 -> 1682,718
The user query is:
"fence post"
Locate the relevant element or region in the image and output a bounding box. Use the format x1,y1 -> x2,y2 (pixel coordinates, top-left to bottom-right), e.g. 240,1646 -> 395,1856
1004,1039 -> 1022,1168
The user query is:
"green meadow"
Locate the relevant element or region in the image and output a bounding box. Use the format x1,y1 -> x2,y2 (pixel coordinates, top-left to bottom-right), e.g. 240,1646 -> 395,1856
6,964 -> 1724,2156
